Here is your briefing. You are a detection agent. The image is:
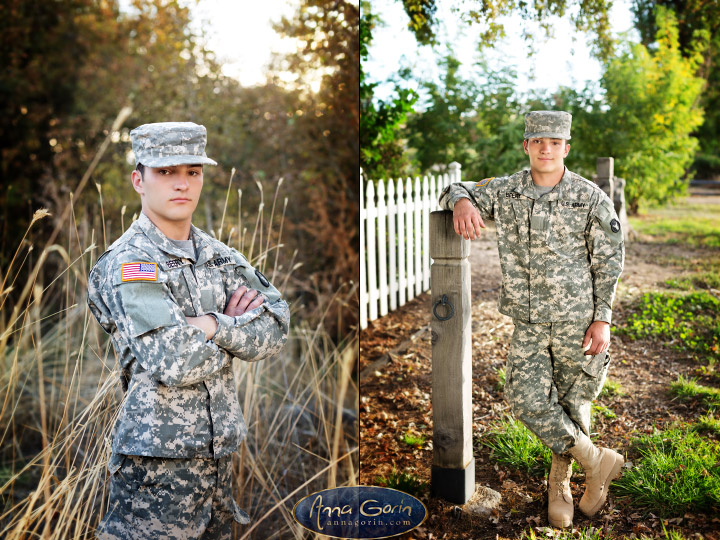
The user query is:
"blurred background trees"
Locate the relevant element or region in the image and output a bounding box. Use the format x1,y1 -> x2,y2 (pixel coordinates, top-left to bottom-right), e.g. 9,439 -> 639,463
0,0 -> 359,337
361,0 -> 719,214
0,2 -> 359,536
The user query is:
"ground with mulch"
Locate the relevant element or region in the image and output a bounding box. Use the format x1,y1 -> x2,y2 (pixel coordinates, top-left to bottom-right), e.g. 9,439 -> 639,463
359,201 -> 720,539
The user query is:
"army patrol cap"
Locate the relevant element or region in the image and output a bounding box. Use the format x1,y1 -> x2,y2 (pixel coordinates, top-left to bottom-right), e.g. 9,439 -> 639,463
524,111 -> 572,140
130,122 -> 218,167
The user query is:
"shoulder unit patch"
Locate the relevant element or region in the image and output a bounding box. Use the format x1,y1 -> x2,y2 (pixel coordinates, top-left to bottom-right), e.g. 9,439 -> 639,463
121,262 -> 157,282
475,177 -> 494,188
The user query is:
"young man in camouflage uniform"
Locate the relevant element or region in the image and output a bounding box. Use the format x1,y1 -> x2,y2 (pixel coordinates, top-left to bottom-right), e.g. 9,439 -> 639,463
439,111 -> 624,528
87,122 -> 290,539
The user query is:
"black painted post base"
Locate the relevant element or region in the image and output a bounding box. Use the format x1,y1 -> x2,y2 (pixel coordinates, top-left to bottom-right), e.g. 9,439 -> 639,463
430,458 -> 475,504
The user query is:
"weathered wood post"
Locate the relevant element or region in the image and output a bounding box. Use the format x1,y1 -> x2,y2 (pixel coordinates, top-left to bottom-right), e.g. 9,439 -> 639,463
430,211 -> 475,504
595,157 -> 615,200
594,157 -> 630,242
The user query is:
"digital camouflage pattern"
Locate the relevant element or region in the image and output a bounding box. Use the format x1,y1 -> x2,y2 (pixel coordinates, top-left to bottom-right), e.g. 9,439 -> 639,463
505,317 -> 610,454
87,212 -> 290,459
439,166 -> 623,454
96,454 -> 248,540
130,122 -> 218,167
439,168 -> 624,324
524,110 -> 572,140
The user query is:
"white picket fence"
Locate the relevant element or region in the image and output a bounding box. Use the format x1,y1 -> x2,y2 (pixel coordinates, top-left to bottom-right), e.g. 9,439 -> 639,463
360,162 -> 462,330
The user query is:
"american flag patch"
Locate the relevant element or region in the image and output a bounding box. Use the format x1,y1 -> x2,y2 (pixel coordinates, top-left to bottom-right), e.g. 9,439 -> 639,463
121,262 -> 157,282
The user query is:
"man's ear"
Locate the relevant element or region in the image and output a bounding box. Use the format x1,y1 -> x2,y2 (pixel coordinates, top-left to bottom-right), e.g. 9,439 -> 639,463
564,143 -> 571,158
523,140 -> 529,155
131,170 -> 144,195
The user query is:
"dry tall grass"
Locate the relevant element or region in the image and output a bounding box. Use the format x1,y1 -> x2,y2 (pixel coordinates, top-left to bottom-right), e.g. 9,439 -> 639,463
0,165 -> 358,538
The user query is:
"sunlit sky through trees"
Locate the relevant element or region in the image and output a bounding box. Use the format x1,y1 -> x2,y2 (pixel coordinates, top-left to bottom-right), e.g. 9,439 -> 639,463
120,0 -> 315,89
188,0 -> 303,87
365,0 -> 641,105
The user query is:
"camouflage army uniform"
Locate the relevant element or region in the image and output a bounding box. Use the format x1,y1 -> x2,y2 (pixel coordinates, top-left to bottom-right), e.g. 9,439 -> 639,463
439,167 -> 624,454
87,122 -> 290,539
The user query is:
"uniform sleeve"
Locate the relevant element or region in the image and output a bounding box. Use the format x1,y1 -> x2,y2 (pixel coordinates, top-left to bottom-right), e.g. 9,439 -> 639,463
89,254 -> 234,388
207,249 -> 290,363
587,198 -> 624,324
438,179 -> 496,220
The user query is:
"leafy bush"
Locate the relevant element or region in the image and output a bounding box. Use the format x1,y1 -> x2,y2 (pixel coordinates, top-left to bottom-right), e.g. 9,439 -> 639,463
592,403 -> 617,419
402,432 -> 426,447
599,378 -> 625,398
619,291 -> 720,363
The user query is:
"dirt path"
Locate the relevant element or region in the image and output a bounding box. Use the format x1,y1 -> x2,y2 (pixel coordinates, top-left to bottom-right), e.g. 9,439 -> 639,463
359,196 -> 720,539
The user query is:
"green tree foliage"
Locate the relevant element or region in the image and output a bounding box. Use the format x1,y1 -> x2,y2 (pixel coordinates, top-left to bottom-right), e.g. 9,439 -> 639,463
398,0 -> 614,57
405,55 -> 527,180
272,0 -> 360,332
632,0 -> 720,179
360,9 -> 417,179
568,7 -> 707,212
0,0 -> 359,336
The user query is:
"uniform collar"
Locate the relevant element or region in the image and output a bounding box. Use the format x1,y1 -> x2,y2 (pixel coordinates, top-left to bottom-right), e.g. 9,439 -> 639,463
513,167 -> 571,200
136,212 -> 217,265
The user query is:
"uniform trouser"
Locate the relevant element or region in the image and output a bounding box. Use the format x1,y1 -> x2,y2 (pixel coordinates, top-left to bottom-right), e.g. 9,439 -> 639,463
504,318 -> 611,455
96,454 -> 250,540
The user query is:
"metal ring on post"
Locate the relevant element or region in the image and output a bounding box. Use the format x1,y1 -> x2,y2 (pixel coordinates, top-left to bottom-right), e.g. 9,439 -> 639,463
433,294 -> 455,321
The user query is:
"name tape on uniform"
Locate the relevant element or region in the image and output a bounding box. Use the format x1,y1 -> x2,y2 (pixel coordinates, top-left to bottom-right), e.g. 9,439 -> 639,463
207,256 -> 233,269
121,262 -> 157,282
560,201 -> 589,209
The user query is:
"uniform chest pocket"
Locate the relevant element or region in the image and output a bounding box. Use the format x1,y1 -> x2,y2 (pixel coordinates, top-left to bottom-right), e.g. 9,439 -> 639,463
548,204 -> 589,258
161,267 -> 196,316
496,199 -> 528,243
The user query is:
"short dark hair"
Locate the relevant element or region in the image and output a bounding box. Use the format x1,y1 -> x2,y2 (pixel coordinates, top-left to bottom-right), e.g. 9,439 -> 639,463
136,163 -> 145,180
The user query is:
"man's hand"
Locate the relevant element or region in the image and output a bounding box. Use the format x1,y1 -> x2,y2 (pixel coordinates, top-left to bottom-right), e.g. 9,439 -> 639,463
453,198 -> 486,240
582,321 -> 610,356
224,286 -> 264,317
186,315 -> 218,341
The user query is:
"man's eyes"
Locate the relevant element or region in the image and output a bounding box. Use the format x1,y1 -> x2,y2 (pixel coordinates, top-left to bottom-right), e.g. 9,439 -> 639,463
158,169 -> 201,175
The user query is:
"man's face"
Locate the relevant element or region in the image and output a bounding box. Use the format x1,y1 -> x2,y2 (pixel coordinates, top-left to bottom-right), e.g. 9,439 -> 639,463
132,164 -> 203,227
523,138 -> 570,175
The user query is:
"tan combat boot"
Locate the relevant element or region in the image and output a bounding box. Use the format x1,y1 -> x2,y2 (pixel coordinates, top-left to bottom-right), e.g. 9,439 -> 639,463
569,432 -> 624,516
548,452 -> 574,528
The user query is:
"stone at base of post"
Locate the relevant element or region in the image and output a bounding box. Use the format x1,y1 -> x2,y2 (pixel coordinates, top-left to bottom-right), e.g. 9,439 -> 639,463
431,458 -> 475,504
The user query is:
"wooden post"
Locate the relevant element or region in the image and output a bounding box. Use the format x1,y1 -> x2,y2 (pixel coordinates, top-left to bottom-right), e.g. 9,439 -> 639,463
430,211 -> 475,504
595,157 -> 614,200
594,157 -> 630,242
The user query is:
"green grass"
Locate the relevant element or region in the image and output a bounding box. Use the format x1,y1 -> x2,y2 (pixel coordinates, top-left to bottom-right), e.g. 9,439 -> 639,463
375,469 -> 428,497
665,272 -> 720,291
599,377 -> 625,398
614,426 -> 720,517
618,291 -> 720,364
518,526 -> 615,539
692,413 -> 720,436
660,254 -> 720,273
496,367 -> 506,391
669,375 -> 720,411
402,431 -> 426,447
629,202 -> 720,249
480,415 -> 552,476
661,523 -> 691,540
